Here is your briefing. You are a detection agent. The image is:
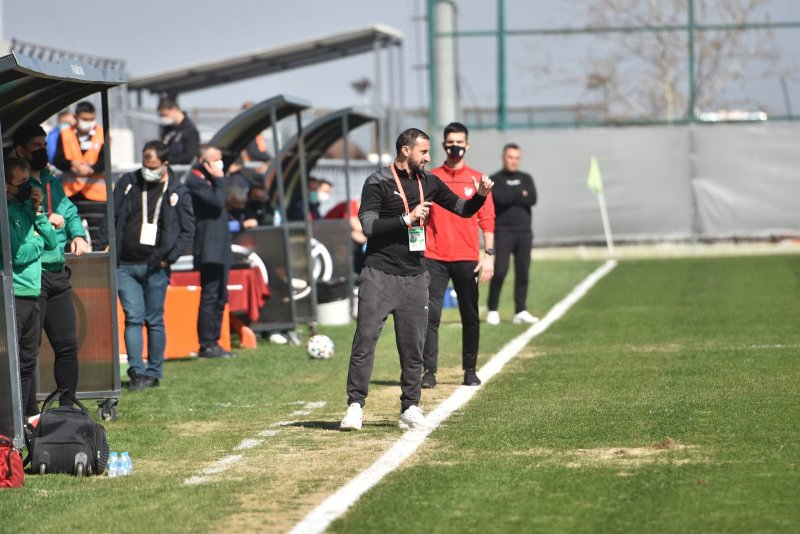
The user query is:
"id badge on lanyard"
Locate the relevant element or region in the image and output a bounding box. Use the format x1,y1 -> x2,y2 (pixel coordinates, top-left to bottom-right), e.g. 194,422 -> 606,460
140,182 -> 167,246
140,223 -> 158,246
390,165 -> 426,252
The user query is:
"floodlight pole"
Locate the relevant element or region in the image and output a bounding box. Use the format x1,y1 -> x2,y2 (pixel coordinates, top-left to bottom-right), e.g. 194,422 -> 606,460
687,0 -> 696,122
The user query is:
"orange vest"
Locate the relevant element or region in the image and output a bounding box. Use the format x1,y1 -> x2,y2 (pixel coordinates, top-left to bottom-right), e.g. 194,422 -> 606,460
61,126 -> 107,202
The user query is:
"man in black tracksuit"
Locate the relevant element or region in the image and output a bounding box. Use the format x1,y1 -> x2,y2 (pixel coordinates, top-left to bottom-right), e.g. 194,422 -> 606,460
340,128 -> 494,431
185,144 -> 236,358
115,141 -> 195,390
159,98 -> 200,165
486,143 -> 539,325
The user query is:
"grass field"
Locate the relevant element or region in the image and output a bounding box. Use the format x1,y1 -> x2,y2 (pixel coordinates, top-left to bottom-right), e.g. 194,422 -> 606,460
2,255 -> 798,533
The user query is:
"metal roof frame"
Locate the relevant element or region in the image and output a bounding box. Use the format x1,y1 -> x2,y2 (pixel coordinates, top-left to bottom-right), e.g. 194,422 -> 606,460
270,107 -> 377,207
0,51 -> 125,148
128,24 -> 403,96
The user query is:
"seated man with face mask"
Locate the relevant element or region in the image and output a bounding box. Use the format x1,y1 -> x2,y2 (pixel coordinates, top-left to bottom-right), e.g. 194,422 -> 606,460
53,100 -> 109,249
114,141 -> 195,391
286,177 -> 333,221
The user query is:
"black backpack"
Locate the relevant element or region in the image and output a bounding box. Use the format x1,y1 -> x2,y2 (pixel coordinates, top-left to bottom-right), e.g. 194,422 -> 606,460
26,390 -> 109,477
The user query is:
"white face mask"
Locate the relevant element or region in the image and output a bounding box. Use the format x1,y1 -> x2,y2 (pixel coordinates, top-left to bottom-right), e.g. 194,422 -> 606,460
160,116 -> 175,126
77,119 -> 96,132
317,191 -> 331,203
142,166 -> 164,183
212,160 -> 225,171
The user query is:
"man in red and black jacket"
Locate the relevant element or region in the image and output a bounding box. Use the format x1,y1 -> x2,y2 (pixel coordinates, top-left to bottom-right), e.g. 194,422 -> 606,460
422,122 -> 495,389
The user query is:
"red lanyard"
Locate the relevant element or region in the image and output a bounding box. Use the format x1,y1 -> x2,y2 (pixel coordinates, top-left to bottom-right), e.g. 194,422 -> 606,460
389,164 -> 424,228
45,182 -> 53,214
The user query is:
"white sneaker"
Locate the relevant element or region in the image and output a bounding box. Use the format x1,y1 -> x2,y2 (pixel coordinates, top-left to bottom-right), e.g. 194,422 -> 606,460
340,403 -> 363,431
512,310 -> 540,324
486,310 -> 500,325
399,405 -> 427,430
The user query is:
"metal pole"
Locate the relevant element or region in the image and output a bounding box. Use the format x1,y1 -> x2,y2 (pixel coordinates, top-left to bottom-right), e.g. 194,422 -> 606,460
373,39 -> 385,157
398,43 -> 406,129
295,112 -> 317,327
497,0 -> 507,130
270,106 -> 299,327
780,76 -> 794,118
101,89 -> 121,393
434,0 -> 458,129
687,0 -> 696,122
341,114 -> 355,316
427,0 -> 437,136
387,40 -> 397,147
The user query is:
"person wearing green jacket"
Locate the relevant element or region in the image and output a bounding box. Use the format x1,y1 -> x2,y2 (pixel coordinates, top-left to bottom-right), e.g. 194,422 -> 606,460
13,124 -> 91,417
4,157 -> 57,422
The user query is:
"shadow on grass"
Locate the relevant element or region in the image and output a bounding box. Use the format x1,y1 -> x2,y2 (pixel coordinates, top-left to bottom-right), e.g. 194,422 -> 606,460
289,420 -> 398,431
370,380 -> 401,386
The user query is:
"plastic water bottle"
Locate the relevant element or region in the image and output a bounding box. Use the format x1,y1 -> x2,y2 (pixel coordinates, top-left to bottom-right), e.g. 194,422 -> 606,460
120,452 -> 132,476
107,452 -> 119,478
273,209 -> 282,226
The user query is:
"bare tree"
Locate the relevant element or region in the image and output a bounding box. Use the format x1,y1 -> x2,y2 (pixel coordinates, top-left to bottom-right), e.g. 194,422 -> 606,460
585,0 -> 780,121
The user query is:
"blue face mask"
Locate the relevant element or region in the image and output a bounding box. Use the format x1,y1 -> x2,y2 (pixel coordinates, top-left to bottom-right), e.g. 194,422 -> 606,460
309,191 -> 319,204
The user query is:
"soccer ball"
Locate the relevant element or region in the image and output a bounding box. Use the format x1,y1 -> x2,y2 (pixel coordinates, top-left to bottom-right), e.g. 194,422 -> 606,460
307,334 -> 334,360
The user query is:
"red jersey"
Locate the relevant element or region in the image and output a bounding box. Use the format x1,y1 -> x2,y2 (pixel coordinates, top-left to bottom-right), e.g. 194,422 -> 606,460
324,199 -> 360,220
425,163 -> 495,262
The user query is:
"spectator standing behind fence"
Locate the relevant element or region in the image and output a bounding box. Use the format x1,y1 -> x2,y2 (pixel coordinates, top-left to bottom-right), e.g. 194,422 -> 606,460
13,124 -> 90,416
486,143 -> 539,326
422,122 -> 495,389
185,144 -> 237,359
53,101 -> 107,249
46,110 -> 75,163
4,158 -> 57,424
159,98 -> 200,165
339,128 -> 493,432
240,101 -> 272,175
114,141 -> 195,391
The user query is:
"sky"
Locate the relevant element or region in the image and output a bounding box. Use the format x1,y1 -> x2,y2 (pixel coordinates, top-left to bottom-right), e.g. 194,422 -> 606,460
3,0 -> 799,116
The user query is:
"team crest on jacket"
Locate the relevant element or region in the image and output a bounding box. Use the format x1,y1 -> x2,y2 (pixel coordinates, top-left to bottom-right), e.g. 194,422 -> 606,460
464,186 -> 474,197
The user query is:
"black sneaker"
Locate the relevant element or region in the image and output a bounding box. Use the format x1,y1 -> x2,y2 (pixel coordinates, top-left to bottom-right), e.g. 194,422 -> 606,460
128,373 -> 148,392
198,345 -> 233,359
421,370 -> 437,389
463,369 -> 482,386
141,376 -> 160,390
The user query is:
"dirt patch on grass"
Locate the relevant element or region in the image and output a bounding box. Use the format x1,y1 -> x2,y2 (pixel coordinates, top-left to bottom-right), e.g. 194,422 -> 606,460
173,420 -> 226,437
512,439 -> 704,469
205,375 -> 442,533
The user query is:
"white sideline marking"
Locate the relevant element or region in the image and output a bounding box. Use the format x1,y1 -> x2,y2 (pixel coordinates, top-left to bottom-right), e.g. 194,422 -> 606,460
290,259 -> 618,534
183,402 -> 326,486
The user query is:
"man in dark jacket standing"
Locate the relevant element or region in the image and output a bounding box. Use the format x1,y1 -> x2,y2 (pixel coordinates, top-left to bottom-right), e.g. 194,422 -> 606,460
339,128 -> 494,432
185,144 -> 236,358
114,141 -> 195,391
159,98 -> 200,165
486,143 -> 539,326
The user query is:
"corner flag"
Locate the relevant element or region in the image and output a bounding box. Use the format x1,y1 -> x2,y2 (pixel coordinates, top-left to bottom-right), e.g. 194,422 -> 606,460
587,155 -> 603,193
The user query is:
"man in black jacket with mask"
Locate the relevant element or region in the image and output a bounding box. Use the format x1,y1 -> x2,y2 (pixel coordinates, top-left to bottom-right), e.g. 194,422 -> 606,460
114,141 -> 194,391
159,98 -> 200,165
185,144 -> 236,358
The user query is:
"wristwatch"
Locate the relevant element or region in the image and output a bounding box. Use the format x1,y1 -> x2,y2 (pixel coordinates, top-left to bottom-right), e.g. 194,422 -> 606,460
484,248 -> 496,255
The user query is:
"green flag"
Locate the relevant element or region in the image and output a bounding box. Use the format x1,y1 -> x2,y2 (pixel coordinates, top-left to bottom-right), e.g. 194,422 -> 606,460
587,155 -> 603,193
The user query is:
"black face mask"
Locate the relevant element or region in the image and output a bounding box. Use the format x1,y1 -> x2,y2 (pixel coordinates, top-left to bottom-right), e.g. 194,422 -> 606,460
15,181 -> 33,202
445,145 -> 465,160
28,149 -> 49,171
